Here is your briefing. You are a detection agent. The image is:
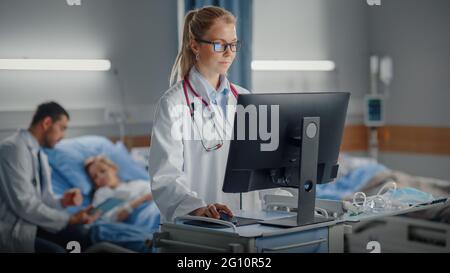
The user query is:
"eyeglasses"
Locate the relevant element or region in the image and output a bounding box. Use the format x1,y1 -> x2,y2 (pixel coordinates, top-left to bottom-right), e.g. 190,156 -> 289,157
196,39 -> 241,52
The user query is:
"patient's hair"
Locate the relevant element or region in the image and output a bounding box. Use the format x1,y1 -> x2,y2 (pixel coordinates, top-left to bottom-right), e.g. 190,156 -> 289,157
30,101 -> 70,127
84,155 -> 118,174
85,155 -> 118,200
169,6 -> 236,86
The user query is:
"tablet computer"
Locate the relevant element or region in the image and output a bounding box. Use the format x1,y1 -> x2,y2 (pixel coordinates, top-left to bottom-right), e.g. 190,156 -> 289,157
92,197 -> 126,216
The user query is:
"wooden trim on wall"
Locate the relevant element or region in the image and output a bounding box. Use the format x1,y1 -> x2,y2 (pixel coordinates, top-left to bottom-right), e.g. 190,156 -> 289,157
112,125 -> 450,155
378,125 -> 450,155
116,127 -> 371,151
340,125 -> 450,155
110,136 -> 151,149
341,125 -> 368,152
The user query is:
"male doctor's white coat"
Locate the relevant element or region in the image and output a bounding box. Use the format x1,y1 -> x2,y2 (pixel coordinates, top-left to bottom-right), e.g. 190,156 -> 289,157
149,68 -> 263,223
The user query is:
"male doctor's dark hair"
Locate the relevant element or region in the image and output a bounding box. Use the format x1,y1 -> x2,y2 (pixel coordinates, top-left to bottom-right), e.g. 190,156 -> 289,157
30,101 -> 70,126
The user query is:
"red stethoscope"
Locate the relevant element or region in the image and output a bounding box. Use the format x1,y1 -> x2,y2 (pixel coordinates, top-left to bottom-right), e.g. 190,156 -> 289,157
182,75 -> 238,151
182,75 -> 238,116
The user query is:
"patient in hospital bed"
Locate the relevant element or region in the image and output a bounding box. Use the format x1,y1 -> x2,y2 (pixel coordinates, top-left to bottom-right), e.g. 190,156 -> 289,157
44,135 -> 160,252
84,155 -> 153,222
316,153 -> 450,223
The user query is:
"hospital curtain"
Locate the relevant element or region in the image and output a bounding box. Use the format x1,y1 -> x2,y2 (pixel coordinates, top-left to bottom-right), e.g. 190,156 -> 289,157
184,0 -> 253,91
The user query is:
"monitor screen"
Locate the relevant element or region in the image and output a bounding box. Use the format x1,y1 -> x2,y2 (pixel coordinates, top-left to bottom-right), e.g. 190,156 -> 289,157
223,92 -> 350,193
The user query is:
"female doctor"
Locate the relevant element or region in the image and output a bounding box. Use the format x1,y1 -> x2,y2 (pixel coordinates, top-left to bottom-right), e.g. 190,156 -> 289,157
149,6 -> 259,223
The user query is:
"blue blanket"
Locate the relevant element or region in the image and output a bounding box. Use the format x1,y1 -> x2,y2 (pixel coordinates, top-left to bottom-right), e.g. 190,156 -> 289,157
316,164 -> 387,200
89,201 -> 160,252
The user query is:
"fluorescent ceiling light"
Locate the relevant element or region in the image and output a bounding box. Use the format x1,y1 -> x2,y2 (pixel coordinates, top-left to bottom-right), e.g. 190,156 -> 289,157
251,60 -> 335,71
0,59 -> 111,71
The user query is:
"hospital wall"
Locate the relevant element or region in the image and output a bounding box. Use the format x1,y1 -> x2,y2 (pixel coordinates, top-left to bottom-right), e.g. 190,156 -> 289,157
0,0 -> 178,140
253,0 -> 450,180
252,0 -> 368,125
368,0 -> 450,180
1,0 -> 449,181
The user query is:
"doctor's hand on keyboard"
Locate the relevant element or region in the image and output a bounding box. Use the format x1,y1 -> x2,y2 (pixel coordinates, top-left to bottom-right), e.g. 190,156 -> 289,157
189,203 -> 234,220
218,211 -> 238,224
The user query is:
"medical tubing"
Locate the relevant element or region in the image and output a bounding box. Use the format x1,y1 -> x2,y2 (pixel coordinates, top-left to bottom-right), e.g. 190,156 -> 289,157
351,181 -> 398,211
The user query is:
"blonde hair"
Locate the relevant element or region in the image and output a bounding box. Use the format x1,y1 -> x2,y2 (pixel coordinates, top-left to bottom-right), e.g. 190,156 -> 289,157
84,155 -> 117,172
169,6 -> 236,86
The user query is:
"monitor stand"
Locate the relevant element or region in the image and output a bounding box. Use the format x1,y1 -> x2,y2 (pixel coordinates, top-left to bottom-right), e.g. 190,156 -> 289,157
261,117 -> 334,228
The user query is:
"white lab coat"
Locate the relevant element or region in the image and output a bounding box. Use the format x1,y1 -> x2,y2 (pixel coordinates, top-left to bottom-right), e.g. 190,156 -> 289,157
149,68 -> 262,223
0,130 -> 70,252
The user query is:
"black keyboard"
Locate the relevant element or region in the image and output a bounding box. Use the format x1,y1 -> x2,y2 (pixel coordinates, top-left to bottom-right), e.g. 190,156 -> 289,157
183,216 -> 260,229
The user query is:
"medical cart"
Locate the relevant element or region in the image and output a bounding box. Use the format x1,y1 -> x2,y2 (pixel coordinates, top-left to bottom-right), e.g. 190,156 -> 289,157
153,198 -> 447,253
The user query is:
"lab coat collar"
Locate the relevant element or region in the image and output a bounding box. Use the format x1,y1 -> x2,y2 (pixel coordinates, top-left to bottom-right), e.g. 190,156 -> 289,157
189,66 -> 230,105
19,128 -> 41,153
187,67 -> 237,136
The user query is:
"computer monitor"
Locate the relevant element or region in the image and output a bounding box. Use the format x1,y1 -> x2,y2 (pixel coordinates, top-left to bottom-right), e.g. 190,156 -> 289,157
222,92 -> 350,227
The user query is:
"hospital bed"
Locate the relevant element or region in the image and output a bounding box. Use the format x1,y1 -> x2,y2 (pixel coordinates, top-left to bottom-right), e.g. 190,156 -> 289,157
344,186 -> 450,252
337,155 -> 450,253
345,215 -> 450,253
44,135 -> 158,253
262,154 -> 450,253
